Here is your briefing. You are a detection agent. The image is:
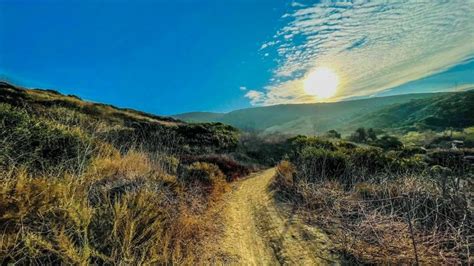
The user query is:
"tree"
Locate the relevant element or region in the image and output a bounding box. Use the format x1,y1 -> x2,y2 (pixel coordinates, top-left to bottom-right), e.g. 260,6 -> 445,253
349,127 -> 367,143
326,129 -> 341,139
367,128 -> 377,141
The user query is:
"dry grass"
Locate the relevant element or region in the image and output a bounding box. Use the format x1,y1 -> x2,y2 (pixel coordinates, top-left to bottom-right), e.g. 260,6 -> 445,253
274,160 -> 472,264
0,149 -> 226,264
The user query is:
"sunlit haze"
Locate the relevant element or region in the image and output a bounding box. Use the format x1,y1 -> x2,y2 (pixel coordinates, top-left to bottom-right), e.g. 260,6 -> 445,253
303,67 -> 339,100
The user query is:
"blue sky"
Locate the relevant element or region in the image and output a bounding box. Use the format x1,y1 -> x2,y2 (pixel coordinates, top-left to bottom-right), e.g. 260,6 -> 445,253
1,0 -> 473,115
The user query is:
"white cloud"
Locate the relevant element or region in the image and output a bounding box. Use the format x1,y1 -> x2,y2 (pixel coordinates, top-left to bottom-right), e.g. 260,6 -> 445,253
252,1 -> 474,105
244,90 -> 265,105
291,2 -> 305,8
239,86 -> 247,91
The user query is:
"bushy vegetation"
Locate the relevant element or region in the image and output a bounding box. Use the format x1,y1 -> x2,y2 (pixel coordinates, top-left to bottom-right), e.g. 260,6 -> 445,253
234,132 -> 291,166
348,90 -> 474,132
273,135 -> 473,264
180,154 -> 251,181
0,84 -> 247,264
0,84 -> 239,156
0,149 -> 230,264
0,103 -> 95,175
1,83 -> 472,264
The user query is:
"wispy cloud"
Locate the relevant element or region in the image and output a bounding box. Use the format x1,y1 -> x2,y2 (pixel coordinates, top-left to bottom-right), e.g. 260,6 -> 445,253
239,86 -> 247,91
244,90 -> 265,105
252,1 -> 474,106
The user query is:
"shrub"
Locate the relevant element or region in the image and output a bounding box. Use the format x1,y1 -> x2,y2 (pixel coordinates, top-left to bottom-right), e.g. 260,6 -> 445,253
176,123 -> 239,153
348,127 -> 367,143
335,141 -> 357,150
180,154 -> 250,181
236,132 -> 290,166
295,147 -> 348,182
0,172 -> 96,264
427,149 -> 464,167
348,147 -> 393,176
178,162 -> 229,200
274,160 -> 295,188
399,146 -> 427,157
179,162 -> 225,186
325,129 -> 341,139
372,135 -> 403,150
0,104 -> 94,174
287,135 -> 336,160
0,154 -> 222,264
155,154 -> 180,175
426,150 -> 470,175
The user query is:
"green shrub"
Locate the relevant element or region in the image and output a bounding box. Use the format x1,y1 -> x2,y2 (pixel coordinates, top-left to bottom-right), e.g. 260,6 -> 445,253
287,135 -> 335,160
371,135 -> 403,150
325,129 -> 341,139
348,127 -> 367,143
399,146 -> 427,157
295,147 -> 348,182
236,132 -> 290,166
348,147 -> 392,175
176,123 -> 239,153
335,141 -> 357,150
0,103 -> 94,174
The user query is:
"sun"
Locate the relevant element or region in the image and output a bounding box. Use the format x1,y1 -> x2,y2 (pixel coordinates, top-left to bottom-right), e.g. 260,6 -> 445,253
303,67 -> 339,99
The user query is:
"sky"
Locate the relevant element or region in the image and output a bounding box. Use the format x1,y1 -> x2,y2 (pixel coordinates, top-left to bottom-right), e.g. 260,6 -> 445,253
1,0 -> 473,115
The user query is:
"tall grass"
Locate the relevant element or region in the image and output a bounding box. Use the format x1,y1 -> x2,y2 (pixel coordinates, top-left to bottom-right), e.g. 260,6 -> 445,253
0,99 -> 242,264
273,143 -> 472,264
0,148 -> 229,264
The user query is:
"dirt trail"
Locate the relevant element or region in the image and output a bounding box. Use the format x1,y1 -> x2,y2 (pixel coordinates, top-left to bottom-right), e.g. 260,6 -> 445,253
217,168 -> 338,265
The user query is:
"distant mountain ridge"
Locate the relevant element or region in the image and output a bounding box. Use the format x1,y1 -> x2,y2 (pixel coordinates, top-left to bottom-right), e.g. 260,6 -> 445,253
175,111 -> 225,123
175,91 -> 474,135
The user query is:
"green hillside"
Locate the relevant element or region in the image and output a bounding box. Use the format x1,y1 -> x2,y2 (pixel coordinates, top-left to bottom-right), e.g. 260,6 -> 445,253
175,92 -> 454,134
349,90 -> 474,132
175,111 -> 225,123
0,82 -> 239,156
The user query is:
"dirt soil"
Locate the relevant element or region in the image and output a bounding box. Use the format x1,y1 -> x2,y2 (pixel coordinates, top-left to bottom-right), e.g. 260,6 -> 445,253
215,168 -> 339,265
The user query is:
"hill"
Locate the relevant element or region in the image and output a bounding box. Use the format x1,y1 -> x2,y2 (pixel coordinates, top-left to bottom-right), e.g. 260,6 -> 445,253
0,82 -> 239,156
0,82 -> 248,264
350,90 -> 474,132
175,91 -> 473,135
175,111 -> 225,123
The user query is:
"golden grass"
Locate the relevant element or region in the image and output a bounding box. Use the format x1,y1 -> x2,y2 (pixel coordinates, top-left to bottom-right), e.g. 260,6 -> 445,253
0,149 -> 225,264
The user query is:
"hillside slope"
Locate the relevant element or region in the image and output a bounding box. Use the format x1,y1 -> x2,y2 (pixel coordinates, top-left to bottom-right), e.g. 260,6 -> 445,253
0,82 -> 246,264
350,90 -> 474,131
175,111 -> 225,123
176,91 -> 473,135
0,82 -> 239,154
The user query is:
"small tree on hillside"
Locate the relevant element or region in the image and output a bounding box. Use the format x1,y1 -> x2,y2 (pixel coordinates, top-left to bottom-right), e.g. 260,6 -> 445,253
367,128 -> 377,141
349,127 -> 367,143
326,129 -> 341,139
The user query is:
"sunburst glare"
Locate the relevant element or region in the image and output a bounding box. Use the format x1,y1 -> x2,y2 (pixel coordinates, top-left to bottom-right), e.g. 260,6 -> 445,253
303,67 -> 339,99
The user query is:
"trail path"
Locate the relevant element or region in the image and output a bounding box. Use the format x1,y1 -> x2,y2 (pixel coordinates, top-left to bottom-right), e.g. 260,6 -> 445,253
216,168 -> 338,265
